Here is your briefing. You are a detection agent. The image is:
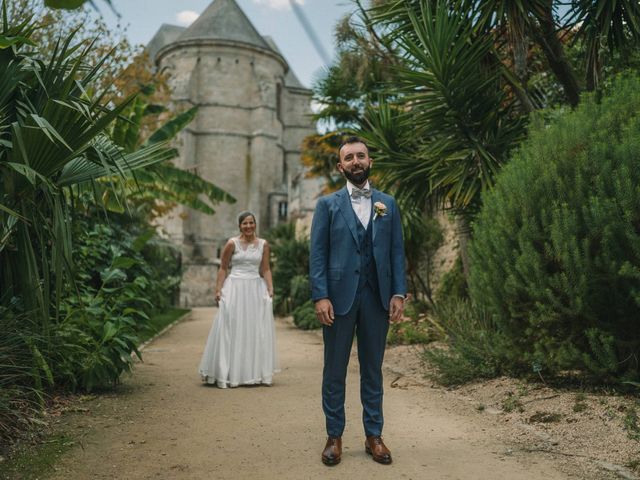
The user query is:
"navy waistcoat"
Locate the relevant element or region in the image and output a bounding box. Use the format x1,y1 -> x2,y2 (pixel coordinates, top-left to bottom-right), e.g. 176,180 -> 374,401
353,207 -> 378,292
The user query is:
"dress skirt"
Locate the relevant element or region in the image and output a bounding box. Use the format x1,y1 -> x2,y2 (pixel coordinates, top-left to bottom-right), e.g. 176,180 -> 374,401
198,275 -> 278,388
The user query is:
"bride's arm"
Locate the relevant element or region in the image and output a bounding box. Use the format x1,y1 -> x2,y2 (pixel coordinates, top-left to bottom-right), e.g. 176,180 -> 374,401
215,239 -> 235,302
259,240 -> 274,297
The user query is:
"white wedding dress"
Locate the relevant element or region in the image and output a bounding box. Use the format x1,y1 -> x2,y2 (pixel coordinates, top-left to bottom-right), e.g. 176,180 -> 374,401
199,238 -> 278,388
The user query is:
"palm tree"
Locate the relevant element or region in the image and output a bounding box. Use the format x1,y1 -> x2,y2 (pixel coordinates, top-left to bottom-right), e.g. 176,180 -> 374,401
110,94 -> 235,219
0,7 -> 175,326
357,0 -> 640,277
361,1 -> 528,275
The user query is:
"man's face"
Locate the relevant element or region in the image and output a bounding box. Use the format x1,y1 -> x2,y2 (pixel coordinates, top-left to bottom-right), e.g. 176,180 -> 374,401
337,142 -> 372,186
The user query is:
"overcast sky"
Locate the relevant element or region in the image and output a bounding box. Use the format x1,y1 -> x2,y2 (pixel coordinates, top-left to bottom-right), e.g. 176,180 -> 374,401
101,0 -> 356,89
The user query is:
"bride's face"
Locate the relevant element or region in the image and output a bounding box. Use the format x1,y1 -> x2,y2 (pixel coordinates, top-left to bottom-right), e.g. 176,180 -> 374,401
239,216 -> 256,237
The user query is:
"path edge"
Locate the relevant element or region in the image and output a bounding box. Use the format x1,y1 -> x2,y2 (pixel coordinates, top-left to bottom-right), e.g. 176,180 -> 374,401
138,309 -> 194,353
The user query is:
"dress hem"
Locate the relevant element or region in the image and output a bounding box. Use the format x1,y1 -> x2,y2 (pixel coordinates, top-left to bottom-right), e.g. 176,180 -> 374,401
200,372 -> 279,389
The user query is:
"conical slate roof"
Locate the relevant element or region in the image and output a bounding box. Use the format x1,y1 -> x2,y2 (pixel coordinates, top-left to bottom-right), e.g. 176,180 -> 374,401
147,24 -> 186,62
177,0 -> 270,50
263,36 -> 306,89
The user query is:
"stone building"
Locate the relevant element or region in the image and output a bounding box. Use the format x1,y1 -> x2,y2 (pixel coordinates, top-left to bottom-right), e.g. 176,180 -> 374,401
148,0 -> 317,306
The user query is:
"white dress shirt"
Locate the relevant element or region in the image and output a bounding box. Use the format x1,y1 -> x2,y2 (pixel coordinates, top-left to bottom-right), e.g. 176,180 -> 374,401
346,180 -> 371,228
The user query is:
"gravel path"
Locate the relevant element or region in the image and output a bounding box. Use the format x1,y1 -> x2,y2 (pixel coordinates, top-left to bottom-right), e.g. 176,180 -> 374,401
48,308 -> 567,480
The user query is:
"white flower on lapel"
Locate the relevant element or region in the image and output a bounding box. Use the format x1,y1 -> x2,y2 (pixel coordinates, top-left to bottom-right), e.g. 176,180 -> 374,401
373,201 -> 387,220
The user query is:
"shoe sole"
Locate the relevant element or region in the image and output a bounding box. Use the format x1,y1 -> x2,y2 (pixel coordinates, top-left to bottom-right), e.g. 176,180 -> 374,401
321,457 -> 341,466
365,445 -> 392,465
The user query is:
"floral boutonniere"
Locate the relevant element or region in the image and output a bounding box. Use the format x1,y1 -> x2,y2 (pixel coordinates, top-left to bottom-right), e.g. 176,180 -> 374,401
373,201 -> 387,220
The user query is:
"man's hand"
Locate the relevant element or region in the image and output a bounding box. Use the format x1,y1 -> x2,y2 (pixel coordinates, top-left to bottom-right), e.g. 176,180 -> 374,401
315,298 -> 335,326
389,296 -> 405,323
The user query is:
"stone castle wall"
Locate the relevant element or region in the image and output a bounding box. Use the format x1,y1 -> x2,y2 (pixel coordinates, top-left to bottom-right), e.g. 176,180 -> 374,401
157,40 -> 313,306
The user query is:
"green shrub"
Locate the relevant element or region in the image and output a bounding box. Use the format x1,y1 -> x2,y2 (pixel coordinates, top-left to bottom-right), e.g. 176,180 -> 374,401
292,300 -> 321,330
422,298 -> 507,385
387,320 -> 432,345
0,306 -> 44,451
49,216 -> 181,391
469,73 -> 640,382
265,223 -> 310,315
435,255 -> 468,305
290,275 -> 310,310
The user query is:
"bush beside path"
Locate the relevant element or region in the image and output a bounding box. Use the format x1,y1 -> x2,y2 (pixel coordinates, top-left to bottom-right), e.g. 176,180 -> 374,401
46,308 -> 568,480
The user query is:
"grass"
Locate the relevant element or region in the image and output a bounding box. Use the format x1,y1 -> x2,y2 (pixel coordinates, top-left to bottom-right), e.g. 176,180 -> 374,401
387,319 -> 433,345
502,391 -> 525,413
573,393 -> 589,413
626,457 -> 640,472
623,404 -> 640,441
0,433 -> 75,480
139,307 -> 190,343
529,412 -> 562,423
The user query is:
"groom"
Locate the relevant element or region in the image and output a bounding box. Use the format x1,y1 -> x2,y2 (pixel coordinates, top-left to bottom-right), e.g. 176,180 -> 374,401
310,136 -> 406,466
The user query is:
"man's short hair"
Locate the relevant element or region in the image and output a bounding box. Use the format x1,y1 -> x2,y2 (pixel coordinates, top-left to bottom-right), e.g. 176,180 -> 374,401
338,135 -> 369,156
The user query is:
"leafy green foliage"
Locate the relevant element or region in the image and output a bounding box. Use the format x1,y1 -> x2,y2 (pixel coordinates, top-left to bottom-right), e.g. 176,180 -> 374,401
624,403 -> 640,441
423,298 -> 508,386
435,256 -> 468,305
264,223 -> 310,316
139,308 -> 190,344
469,74 -> 640,382
44,214 -> 180,391
312,0 -> 640,249
0,8 -> 194,449
45,0 -> 112,11
0,306 -> 44,451
387,320 -> 432,346
110,97 -> 235,218
362,1 -> 528,215
292,301 -> 320,330
290,276 -> 320,330
402,212 -> 444,303
0,11 -> 174,325
290,275 -> 311,311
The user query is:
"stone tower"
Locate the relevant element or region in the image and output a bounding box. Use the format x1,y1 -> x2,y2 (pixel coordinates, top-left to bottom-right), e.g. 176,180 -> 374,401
148,0 -> 316,306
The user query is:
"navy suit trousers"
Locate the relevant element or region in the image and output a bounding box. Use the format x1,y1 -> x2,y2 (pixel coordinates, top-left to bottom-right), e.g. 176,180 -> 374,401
322,282 -> 389,437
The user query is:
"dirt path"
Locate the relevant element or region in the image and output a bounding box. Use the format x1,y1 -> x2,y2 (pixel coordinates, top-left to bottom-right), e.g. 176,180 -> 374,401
48,308 -> 568,480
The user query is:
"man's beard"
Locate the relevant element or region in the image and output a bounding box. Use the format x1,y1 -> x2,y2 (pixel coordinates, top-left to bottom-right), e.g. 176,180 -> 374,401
343,166 -> 371,185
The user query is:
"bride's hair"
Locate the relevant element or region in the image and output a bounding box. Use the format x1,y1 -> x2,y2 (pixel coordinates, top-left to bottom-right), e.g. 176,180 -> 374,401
238,211 -> 256,227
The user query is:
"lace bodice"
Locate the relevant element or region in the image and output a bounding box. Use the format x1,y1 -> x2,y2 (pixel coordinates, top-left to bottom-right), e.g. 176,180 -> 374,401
228,237 -> 264,279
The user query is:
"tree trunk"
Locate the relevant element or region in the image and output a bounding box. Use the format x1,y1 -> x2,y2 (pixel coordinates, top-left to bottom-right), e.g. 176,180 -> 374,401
532,3 -> 581,107
455,215 -> 472,281
585,40 -> 602,92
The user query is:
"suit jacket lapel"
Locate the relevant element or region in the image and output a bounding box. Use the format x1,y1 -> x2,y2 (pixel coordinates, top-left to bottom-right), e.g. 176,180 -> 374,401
336,187 -> 359,245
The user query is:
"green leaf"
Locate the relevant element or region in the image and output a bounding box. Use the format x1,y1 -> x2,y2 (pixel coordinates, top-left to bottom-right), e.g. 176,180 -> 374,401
29,114 -> 73,151
45,0 -> 88,9
102,322 -> 118,341
132,230 -> 153,252
144,107 -> 198,146
5,162 -> 53,188
0,202 -> 28,222
100,267 -> 127,285
0,35 -> 35,49
111,256 -> 137,270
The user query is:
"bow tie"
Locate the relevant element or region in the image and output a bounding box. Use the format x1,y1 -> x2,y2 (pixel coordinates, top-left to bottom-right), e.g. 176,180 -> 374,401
351,187 -> 372,199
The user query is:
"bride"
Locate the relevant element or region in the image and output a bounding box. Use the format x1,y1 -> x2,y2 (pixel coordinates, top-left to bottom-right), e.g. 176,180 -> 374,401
199,211 -> 278,388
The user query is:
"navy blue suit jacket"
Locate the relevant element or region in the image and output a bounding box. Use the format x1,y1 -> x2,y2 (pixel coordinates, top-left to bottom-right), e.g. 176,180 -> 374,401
309,186 -> 407,316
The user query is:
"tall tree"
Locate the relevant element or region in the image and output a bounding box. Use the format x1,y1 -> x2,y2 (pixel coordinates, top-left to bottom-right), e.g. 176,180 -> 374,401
311,0 -> 640,279
0,7 -> 171,324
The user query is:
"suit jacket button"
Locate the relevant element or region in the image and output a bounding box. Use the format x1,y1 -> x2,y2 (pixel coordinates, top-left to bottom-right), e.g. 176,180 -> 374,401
355,269 -> 359,274
356,250 -> 361,254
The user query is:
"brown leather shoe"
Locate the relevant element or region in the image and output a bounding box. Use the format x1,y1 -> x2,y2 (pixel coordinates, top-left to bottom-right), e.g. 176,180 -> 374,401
365,435 -> 392,464
321,436 -> 342,466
